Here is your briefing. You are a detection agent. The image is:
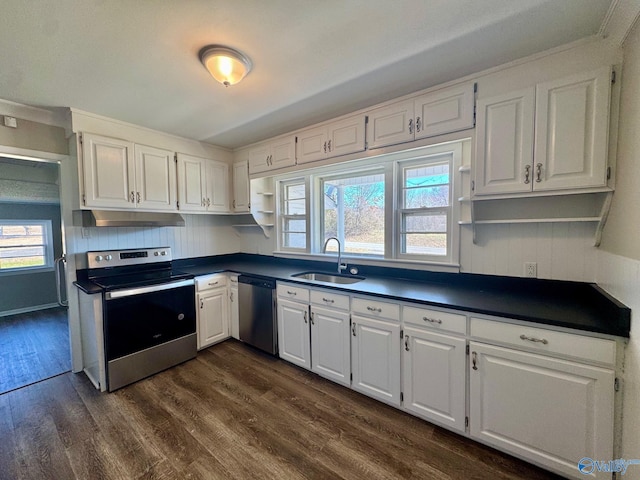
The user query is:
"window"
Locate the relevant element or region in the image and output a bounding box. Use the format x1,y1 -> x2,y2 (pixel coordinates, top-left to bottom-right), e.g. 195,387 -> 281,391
321,170 -> 385,256
279,179 -> 307,251
0,220 -> 54,273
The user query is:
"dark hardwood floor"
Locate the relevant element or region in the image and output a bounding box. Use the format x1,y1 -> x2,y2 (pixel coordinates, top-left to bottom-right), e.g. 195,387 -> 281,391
0,340 -> 564,480
0,307 -> 70,394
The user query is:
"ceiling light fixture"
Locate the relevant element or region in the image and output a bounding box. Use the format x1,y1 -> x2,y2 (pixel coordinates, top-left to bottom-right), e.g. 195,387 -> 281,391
199,45 -> 252,87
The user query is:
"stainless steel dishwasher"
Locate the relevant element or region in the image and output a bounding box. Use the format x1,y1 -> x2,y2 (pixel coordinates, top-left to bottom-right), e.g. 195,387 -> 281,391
238,275 -> 277,355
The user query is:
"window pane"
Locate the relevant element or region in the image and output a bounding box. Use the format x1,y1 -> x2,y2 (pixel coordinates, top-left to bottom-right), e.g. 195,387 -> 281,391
284,218 -> 306,232
0,224 -> 45,247
0,246 -> 46,269
284,198 -> 305,215
404,162 -> 449,187
403,214 -> 447,233
285,184 -> 306,199
280,181 -> 306,250
404,185 -> 449,208
284,233 -> 306,249
323,172 -> 385,256
403,233 -> 447,256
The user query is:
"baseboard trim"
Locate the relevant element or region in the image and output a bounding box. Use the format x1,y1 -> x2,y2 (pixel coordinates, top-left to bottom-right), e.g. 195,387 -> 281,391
0,303 -> 62,318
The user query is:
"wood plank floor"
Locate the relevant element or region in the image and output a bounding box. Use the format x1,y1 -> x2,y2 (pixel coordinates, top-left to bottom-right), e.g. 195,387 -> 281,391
0,307 -> 71,394
0,340 -> 564,480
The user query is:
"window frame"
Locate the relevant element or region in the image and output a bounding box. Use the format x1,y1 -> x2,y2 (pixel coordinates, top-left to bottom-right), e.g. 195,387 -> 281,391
0,219 -> 55,275
277,177 -> 309,253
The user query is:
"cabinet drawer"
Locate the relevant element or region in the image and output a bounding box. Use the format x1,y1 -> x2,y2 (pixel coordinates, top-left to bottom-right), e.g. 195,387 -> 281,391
195,274 -> 227,292
470,317 -> 616,366
352,296 -> 400,321
310,289 -> 350,311
403,305 -> 466,335
277,283 -> 310,303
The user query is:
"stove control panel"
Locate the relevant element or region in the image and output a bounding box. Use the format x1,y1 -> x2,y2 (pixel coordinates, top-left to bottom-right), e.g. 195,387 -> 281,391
87,247 -> 172,269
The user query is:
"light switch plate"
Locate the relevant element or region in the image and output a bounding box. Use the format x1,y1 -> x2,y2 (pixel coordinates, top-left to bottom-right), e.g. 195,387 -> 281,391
3,116 -> 17,128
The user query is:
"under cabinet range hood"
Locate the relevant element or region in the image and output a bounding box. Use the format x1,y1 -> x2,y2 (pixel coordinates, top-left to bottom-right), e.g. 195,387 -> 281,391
73,210 -> 186,227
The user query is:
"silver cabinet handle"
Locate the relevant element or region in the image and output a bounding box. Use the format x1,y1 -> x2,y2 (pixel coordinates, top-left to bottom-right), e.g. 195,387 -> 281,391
206,198 -> 211,207
404,335 -> 410,351
416,116 -> 421,132
472,351 -> 478,370
230,292 -> 234,301
322,297 -> 334,304
269,155 -> 273,165
408,118 -> 413,134
323,141 -> 327,153
524,165 -> 531,184
287,290 -> 297,296
200,298 -> 204,309
303,310 -> 308,324
233,199 -> 236,208
422,316 -> 442,324
202,198 -> 207,207
536,163 -> 543,183
366,306 -> 382,313
208,281 -> 219,286
520,334 -> 548,345
136,191 -> 141,203
327,140 -> 332,152
351,322 -> 356,336
130,191 -> 135,203
310,311 -> 315,325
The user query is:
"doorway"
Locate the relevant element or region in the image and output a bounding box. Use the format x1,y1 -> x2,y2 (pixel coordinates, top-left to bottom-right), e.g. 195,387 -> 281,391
0,156 -> 71,394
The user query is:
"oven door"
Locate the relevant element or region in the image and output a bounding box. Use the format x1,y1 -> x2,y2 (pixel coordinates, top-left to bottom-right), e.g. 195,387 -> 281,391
104,279 -> 196,361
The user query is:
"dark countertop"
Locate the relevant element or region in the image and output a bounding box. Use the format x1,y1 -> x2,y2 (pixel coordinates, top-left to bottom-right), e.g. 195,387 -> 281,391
75,253 -> 631,338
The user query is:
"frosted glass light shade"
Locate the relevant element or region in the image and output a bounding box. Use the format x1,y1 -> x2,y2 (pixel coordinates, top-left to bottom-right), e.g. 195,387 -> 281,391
199,45 -> 252,87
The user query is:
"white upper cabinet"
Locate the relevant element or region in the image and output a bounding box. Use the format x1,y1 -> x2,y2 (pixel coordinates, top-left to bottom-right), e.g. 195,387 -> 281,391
81,133 -> 135,209
475,67 -> 611,196
134,144 -> 177,211
368,83 -> 475,149
248,136 -> 296,175
176,153 -> 229,213
232,161 -> 250,212
81,134 -> 178,211
296,114 -> 366,165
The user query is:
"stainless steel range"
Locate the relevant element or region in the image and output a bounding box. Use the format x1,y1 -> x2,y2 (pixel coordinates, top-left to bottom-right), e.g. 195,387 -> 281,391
86,247 -> 196,392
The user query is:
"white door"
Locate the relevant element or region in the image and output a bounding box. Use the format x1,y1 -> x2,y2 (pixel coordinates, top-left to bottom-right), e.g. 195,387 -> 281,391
296,125 -> 327,165
248,143 -> 271,175
205,160 -> 229,212
534,67 -> 610,191
415,83 -> 475,139
328,116 -> 366,158
310,306 -> 351,386
232,161 -> 250,212
469,342 -> 614,480
134,144 -> 176,211
229,282 -> 239,340
81,133 -> 134,209
403,327 -> 466,432
198,288 -> 230,349
351,315 -> 401,407
475,88 -> 535,195
366,99 -> 414,149
176,153 -> 207,212
277,298 -> 311,369
270,137 -> 296,170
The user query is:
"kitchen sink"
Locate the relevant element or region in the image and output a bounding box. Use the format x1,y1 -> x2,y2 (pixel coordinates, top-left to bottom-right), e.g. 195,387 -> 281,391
291,271 -> 365,284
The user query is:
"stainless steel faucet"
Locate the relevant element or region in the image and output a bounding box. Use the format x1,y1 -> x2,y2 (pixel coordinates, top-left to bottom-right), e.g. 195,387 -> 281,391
322,237 -> 347,274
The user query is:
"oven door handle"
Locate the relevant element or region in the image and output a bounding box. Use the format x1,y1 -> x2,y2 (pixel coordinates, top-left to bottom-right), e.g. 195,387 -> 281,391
105,279 -> 194,300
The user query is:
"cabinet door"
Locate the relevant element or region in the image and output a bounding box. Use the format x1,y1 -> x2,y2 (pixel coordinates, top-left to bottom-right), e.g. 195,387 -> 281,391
328,116 -> 366,158
197,288 -> 230,349
403,327 -> 466,432
534,67 -> 610,191
469,342 -> 614,479
81,133 -> 134,208
248,143 -> 271,175
351,314 -> 401,407
296,125 -> 327,165
232,161 -> 250,212
229,281 -> 239,340
475,88 -> 535,195
176,153 -> 207,212
270,136 -> 296,170
366,99 -> 414,149
134,144 -> 176,211
415,83 -> 475,139
310,306 -> 351,386
277,298 -> 311,369
205,160 -> 229,212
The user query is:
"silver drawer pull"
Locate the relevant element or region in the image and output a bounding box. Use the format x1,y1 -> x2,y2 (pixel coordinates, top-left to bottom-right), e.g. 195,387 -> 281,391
208,281 -> 219,286
520,334 -> 548,345
322,297 -> 335,303
422,316 -> 442,324
366,306 -> 382,313
287,290 -> 297,296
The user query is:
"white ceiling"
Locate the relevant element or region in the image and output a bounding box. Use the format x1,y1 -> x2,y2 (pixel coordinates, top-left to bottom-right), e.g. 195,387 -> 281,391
0,0 -> 614,149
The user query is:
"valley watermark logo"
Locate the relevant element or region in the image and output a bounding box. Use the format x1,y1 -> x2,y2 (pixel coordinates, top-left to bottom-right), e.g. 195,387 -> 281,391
578,457 -> 640,475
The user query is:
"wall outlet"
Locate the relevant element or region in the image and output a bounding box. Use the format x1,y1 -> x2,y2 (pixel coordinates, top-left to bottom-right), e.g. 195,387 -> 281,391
525,262 -> 537,278
81,227 -> 91,239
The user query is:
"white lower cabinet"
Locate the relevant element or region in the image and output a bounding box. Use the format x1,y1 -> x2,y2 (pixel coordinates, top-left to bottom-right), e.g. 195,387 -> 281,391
196,274 -> 229,349
310,305 -> 351,386
277,297 -> 311,369
469,341 -> 614,479
403,326 -> 466,432
229,275 -> 239,339
351,314 -> 401,407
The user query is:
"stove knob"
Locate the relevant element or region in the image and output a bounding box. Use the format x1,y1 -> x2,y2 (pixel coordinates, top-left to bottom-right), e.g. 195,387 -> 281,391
160,250 -> 166,256
154,251 -> 159,256
95,255 -> 103,262
105,255 -> 113,261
